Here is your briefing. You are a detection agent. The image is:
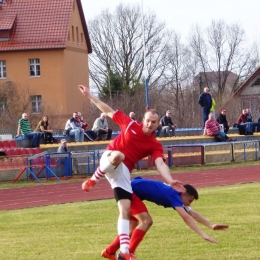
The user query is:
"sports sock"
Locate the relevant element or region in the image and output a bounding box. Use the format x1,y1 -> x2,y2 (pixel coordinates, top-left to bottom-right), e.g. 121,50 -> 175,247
118,218 -> 130,254
106,235 -> 120,255
90,166 -> 105,183
129,228 -> 146,253
91,153 -> 116,182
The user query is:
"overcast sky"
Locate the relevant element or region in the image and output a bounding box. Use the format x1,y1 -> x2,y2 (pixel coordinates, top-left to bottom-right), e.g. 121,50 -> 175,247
82,0 -> 260,45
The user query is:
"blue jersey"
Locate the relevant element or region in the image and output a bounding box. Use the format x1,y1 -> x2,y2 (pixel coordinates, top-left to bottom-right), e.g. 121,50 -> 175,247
131,177 -> 184,209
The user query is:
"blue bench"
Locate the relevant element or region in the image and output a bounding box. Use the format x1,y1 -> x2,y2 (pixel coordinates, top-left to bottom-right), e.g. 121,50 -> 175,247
14,135 -> 72,148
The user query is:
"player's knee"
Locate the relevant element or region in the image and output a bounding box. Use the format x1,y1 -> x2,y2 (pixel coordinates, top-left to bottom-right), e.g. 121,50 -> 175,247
141,217 -> 153,230
109,151 -> 125,165
146,217 -> 153,228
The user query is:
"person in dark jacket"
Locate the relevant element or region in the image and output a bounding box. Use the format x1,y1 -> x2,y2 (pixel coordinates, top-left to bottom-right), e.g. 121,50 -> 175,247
246,108 -> 260,132
216,109 -> 230,134
198,87 -> 212,127
156,110 -> 177,137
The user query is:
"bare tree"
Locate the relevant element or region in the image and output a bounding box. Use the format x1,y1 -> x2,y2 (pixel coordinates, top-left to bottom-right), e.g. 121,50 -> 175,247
189,20 -> 259,107
0,83 -> 32,128
88,3 -> 169,96
154,31 -> 195,126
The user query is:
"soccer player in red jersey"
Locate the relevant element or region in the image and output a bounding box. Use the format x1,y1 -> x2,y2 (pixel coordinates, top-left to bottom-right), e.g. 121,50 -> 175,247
78,85 -> 185,260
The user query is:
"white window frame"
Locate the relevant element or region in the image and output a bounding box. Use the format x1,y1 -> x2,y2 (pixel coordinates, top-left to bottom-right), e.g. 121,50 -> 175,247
0,60 -> 6,78
31,95 -> 42,113
29,59 -> 40,77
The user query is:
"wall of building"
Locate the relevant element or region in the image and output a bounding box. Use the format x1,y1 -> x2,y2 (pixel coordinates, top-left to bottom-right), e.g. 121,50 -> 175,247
240,77 -> 260,96
63,0 -> 90,115
0,48 -> 90,121
0,49 -> 63,107
0,0 -> 91,125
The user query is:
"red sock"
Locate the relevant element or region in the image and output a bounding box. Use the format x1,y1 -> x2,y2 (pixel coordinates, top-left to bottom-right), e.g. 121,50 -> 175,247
106,235 -> 120,255
129,229 -> 146,253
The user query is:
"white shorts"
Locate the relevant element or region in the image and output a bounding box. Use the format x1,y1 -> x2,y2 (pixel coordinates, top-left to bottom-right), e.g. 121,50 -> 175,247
101,150 -> 132,193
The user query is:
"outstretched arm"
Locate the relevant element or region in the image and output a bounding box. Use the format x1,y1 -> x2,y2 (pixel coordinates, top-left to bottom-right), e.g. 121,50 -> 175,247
175,207 -> 218,243
188,209 -> 229,230
16,125 -> 21,137
155,157 -> 186,193
78,85 -> 115,118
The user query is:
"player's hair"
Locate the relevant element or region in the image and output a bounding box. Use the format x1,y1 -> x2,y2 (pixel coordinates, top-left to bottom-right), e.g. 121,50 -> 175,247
184,184 -> 199,200
143,109 -> 160,118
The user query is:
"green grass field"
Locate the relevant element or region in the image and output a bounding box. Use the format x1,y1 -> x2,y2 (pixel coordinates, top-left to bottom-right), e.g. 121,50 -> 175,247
0,182 -> 260,260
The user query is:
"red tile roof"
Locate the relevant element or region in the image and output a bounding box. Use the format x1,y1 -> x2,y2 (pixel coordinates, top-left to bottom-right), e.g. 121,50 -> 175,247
0,0 -> 92,53
0,14 -> 16,30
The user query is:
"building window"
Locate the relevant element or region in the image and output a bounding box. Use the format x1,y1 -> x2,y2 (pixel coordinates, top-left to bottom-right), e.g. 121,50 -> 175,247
31,95 -> 42,113
73,0 -> 75,11
0,60 -> 6,78
29,59 -> 40,77
81,33 -> 84,44
76,27 -> 79,44
251,78 -> 260,87
72,26 -> 75,43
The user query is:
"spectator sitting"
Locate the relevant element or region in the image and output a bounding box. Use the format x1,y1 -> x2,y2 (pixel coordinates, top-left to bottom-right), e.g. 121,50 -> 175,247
156,110 -> 177,137
246,108 -> 260,132
216,109 -> 230,134
237,109 -> 253,135
246,108 -> 253,122
77,112 -> 98,141
16,113 -> 42,148
204,113 -> 236,142
92,113 -> 112,141
34,115 -> 54,144
257,114 -> 260,131
64,112 -> 84,142
56,139 -> 69,164
129,112 -> 136,121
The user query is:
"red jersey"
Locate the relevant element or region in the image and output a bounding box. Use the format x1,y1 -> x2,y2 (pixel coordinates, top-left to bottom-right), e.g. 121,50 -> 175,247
107,110 -> 164,172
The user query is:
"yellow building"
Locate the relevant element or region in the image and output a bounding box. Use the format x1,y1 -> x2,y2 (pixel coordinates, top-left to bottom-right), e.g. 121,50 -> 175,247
0,0 -> 92,125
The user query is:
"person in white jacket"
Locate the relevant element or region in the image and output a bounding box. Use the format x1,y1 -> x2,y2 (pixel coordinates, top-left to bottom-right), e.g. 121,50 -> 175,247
64,112 -> 84,142
92,113 -> 112,141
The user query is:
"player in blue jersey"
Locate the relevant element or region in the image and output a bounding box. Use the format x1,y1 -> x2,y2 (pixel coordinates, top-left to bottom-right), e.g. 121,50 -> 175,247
102,177 -> 229,260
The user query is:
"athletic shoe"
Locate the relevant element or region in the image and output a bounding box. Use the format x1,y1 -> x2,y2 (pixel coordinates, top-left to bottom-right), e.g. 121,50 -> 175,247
82,179 -> 96,192
117,252 -> 136,260
101,249 -> 117,260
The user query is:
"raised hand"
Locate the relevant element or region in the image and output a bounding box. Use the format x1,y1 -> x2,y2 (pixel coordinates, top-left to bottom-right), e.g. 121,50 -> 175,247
78,85 -> 91,97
